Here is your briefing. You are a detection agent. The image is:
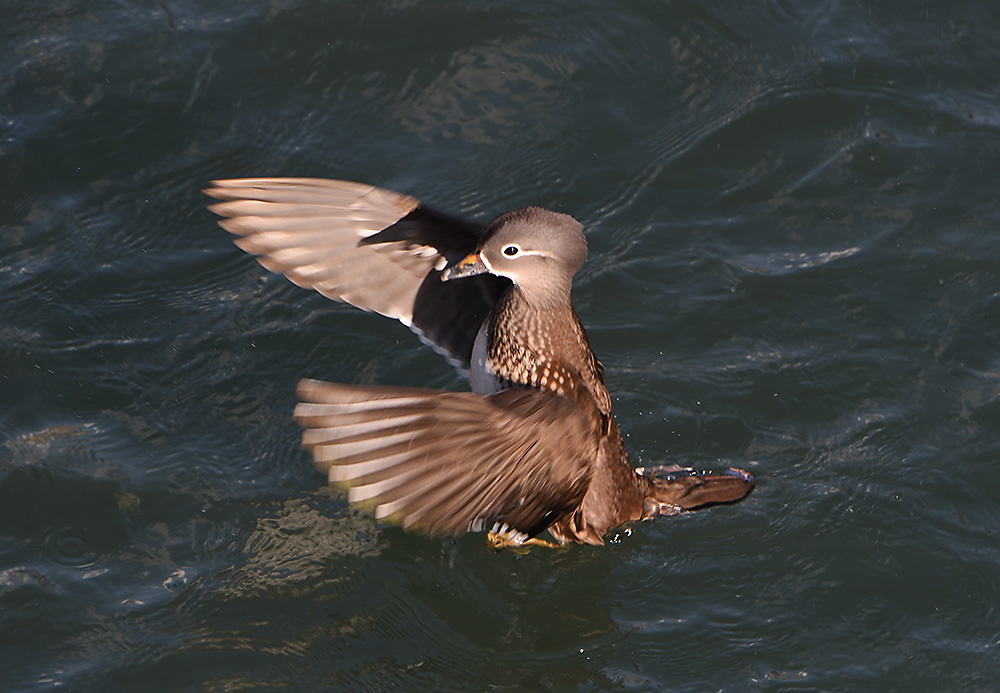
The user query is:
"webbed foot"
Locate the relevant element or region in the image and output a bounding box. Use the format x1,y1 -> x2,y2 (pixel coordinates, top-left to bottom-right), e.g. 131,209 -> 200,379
486,524 -> 561,552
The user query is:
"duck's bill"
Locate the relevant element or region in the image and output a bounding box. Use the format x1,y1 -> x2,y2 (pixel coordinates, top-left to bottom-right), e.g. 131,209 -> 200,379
441,252 -> 489,281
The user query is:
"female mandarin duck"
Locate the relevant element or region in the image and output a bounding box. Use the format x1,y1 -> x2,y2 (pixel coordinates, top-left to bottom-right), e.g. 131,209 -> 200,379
206,178 -> 753,549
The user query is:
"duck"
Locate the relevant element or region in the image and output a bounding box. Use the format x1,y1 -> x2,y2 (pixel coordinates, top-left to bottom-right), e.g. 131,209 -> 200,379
205,178 -> 753,548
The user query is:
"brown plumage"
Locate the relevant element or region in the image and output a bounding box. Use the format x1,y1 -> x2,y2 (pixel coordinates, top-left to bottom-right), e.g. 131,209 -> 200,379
205,177 -> 753,547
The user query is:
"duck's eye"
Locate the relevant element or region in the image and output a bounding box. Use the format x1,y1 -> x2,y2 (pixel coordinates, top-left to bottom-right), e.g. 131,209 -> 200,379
503,244 -> 520,257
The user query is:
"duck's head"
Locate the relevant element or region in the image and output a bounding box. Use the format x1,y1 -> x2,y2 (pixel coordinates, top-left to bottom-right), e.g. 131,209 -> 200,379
442,207 -> 587,308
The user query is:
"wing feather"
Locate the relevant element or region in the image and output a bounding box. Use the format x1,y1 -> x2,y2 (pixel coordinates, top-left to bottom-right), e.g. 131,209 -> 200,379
206,177 -> 507,370
294,378 -> 597,539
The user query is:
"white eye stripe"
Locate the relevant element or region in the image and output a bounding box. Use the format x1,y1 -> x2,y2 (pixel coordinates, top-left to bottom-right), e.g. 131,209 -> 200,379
481,245 -> 550,274
498,245 -> 549,260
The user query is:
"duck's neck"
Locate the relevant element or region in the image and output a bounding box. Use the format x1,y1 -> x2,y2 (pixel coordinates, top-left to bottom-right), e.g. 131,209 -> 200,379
515,275 -> 573,311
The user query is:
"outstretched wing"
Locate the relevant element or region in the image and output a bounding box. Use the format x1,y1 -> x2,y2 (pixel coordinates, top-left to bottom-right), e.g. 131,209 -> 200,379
205,178 -> 508,370
294,379 -> 598,541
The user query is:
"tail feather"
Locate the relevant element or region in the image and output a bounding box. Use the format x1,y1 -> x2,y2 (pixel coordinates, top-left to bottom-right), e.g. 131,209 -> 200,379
641,468 -> 753,520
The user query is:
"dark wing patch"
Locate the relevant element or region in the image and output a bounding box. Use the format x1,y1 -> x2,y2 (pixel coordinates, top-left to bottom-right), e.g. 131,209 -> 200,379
294,379 -> 597,539
359,205 -> 481,266
205,178 -> 508,370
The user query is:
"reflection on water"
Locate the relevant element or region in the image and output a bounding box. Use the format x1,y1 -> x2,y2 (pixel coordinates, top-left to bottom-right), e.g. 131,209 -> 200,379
224,493 -> 383,598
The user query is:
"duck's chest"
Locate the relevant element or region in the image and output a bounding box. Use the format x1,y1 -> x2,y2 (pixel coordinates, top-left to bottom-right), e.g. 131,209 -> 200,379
469,300 -> 590,398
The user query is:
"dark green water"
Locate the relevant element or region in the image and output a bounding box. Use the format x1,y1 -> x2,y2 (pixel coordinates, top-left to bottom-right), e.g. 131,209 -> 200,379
3,1 -> 1000,689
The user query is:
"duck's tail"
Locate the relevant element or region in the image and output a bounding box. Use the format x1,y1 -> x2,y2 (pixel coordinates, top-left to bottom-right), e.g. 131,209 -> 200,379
638,466 -> 754,520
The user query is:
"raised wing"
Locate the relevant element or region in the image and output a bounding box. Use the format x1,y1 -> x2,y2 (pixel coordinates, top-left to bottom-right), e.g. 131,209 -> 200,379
205,178 -> 508,370
294,379 -> 598,540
